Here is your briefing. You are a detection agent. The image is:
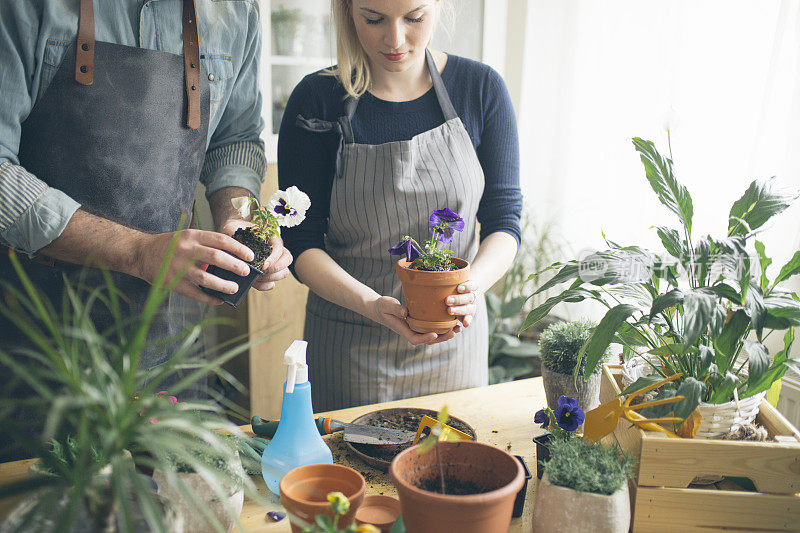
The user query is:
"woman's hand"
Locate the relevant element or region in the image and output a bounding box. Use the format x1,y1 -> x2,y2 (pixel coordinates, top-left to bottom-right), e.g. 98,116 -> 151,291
446,280 -> 481,327
218,220 -> 293,291
367,296 -> 460,346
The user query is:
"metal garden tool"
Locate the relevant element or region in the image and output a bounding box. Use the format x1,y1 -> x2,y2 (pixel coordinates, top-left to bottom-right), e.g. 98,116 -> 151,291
412,415 -> 474,445
583,373 -> 686,442
251,415 -> 417,445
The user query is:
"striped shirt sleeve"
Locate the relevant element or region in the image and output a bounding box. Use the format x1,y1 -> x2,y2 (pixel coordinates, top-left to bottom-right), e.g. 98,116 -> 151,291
0,160 -> 81,255
199,139 -> 266,198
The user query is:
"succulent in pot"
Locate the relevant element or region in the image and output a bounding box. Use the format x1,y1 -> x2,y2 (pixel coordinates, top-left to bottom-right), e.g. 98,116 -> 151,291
390,208 -> 471,334
203,186 -> 310,307
539,319 -> 610,413
532,437 -> 635,533
522,136 -> 800,437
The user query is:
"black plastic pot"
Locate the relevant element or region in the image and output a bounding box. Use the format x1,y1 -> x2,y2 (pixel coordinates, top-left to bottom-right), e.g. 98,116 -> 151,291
511,455 -> 532,518
532,432 -> 553,479
202,260 -> 263,308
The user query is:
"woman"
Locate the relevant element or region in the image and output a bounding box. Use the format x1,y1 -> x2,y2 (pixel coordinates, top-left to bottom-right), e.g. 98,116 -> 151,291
279,0 -> 522,411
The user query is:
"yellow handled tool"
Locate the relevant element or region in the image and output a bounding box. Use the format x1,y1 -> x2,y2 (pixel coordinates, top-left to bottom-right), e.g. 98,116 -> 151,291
584,373 -> 686,442
412,415 -> 473,445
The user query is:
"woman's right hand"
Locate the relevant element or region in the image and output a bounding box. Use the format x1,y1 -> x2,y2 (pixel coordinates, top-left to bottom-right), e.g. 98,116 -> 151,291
367,296 -> 460,346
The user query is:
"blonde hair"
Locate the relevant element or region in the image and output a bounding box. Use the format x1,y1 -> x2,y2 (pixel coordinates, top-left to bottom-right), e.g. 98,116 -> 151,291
325,0 -> 453,99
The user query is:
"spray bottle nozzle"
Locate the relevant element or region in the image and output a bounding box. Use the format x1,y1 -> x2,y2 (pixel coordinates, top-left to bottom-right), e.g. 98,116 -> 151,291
284,340 -> 309,393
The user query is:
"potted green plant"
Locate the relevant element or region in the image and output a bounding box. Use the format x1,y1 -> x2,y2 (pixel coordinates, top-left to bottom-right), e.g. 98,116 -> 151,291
203,186 -> 310,307
271,6 -> 304,56
532,438 -> 635,533
390,208 -> 471,334
0,249 -> 267,532
389,407 -> 524,533
532,396 -> 585,480
152,441 -> 247,533
522,137 -> 800,438
539,319 -> 610,413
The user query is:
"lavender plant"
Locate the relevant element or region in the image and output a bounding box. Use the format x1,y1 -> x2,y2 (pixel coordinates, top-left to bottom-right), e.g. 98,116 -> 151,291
389,208 -> 465,271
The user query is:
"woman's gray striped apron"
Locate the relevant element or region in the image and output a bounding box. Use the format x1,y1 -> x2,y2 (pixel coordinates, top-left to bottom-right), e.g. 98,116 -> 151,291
300,50 -> 488,411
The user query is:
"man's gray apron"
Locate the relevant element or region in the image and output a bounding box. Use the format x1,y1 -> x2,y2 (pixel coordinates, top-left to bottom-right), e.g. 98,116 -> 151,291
0,0 -> 209,460
298,50 -> 489,411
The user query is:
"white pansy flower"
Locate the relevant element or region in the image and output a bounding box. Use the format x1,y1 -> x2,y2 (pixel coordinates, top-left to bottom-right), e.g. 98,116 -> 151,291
267,186 -> 311,228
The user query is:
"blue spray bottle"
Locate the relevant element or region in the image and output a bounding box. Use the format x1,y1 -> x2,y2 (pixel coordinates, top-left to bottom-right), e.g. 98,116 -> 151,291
261,340 -> 333,494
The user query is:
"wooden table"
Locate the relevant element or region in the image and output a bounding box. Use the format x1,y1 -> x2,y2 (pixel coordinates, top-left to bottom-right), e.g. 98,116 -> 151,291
0,378 -> 547,532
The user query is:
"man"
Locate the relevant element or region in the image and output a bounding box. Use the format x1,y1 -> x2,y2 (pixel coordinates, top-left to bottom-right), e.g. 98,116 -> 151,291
0,0 -> 290,458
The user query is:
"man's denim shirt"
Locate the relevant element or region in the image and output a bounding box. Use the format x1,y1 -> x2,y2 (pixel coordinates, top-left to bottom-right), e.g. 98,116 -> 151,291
0,0 -> 266,255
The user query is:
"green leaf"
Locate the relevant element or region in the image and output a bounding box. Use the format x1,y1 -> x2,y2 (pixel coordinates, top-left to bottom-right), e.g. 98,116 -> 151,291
744,285 -> 767,335
579,304 -> 639,380
693,238 -> 712,286
743,340 -> 769,389
655,226 -> 685,260
501,296 -> 527,318
620,375 -> 663,396
493,356 -> 535,379
706,283 -> 741,305
649,289 -> 683,321
520,288 -> 599,332
640,388 -> 678,419
728,178 -> 797,236
647,344 -> 682,356
615,322 -> 651,347
682,290 -> 723,348
533,262 -> 581,295
674,378 -> 704,425
764,295 -> 800,327
742,329 -> 794,398
713,309 -> 750,367
488,366 -> 507,385
632,137 -> 694,235
698,345 -> 715,377
775,251 -> 800,286
754,241 -> 772,291
499,343 -> 540,358
707,372 -> 739,404
485,290 -> 502,319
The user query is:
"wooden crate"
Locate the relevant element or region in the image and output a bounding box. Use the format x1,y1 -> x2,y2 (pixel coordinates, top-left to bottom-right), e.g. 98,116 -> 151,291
599,364 -> 800,532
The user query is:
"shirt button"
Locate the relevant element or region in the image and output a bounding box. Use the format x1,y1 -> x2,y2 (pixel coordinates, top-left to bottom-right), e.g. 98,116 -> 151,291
208,73 -> 215,81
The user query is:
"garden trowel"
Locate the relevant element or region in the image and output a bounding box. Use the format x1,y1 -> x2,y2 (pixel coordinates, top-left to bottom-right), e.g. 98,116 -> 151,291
583,373 -> 686,442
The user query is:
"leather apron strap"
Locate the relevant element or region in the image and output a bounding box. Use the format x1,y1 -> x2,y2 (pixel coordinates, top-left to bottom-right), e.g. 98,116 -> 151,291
75,0 -> 202,129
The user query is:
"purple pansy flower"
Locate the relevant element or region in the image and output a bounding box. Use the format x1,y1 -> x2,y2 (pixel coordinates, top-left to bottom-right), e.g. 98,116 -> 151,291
273,197 -> 296,217
267,186 -> 311,228
554,395 -> 585,432
428,208 -> 465,244
389,238 -> 423,262
534,409 -> 550,429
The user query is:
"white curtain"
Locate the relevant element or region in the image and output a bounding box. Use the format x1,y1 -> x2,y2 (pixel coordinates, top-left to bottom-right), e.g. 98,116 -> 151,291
517,0 -> 800,330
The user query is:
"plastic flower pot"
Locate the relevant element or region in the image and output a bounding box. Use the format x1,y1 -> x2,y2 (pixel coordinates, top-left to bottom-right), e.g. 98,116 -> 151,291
511,455 -> 532,518
395,257 -> 470,334
389,441 -> 524,533
279,463 -> 365,533
531,473 -> 630,533
202,258 -> 263,308
532,433 -> 553,479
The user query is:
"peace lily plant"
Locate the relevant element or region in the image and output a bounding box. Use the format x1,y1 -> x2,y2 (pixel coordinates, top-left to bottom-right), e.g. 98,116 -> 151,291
522,137 -> 800,431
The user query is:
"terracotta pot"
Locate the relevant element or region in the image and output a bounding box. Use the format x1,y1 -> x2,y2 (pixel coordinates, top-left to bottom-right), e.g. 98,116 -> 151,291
395,257 -> 470,334
279,463 -> 366,533
389,441 -> 524,533
531,473 -> 630,533
152,468 -> 244,533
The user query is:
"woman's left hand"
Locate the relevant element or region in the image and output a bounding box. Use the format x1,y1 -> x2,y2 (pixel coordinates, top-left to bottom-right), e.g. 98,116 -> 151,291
446,280 -> 481,328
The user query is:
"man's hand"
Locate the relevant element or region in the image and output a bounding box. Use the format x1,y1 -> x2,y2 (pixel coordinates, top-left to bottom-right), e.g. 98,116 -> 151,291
218,219 -> 292,291
132,229 -> 254,305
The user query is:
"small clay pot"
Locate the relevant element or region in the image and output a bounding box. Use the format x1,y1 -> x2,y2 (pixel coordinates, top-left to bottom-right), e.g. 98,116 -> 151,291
389,441 -> 524,533
279,463 -> 366,533
395,257 -> 470,334
355,494 -> 401,533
